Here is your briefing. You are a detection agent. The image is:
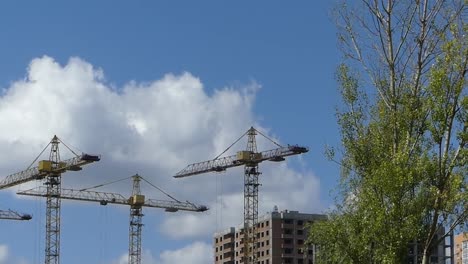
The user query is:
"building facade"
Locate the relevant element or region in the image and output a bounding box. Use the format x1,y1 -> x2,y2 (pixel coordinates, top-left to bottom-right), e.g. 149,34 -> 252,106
406,227 -> 449,264
213,209 -> 327,264
455,232 -> 468,264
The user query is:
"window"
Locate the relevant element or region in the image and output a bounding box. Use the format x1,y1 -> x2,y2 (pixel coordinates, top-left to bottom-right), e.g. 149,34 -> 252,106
284,219 -> 293,224
408,245 -> 414,255
297,229 -> 304,235
297,220 -> 303,225
266,221 -> 269,226
297,239 -> 304,245
266,230 -> 269,236
463,241 -> 468,264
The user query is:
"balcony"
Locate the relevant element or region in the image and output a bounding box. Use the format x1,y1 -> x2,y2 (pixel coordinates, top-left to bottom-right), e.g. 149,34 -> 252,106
281,223 -> 294,229
281,243 -> 294,249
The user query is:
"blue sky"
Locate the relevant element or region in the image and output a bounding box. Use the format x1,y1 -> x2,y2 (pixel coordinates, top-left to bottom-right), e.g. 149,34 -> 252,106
0,1 -> 341,263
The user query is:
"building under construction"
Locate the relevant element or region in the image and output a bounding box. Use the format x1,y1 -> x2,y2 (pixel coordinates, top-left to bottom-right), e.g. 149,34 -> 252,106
213,208 -> 326,264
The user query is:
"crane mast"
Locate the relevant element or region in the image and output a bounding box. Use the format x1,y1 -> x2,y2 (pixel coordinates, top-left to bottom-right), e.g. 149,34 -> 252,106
174,127 -> 308,264
129,175 -> 143,264
18,174 -> 208,264
0,209 -> 32,221
244,128 -> 260,263
46,136 -> 61,264
0,135 -> 100,264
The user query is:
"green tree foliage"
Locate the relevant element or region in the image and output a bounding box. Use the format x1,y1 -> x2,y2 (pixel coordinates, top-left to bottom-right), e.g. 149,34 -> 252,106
307,1 -> 467,263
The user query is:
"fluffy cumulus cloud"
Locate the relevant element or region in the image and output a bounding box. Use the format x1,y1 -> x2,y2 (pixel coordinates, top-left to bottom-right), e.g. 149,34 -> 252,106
0,56 -> 257,175
113,242 -> 211,264
0,56 -> 322,260
158,242 -> 212,264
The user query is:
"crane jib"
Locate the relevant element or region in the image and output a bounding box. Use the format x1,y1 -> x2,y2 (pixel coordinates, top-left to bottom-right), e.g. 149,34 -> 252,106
173,145 -> 309,178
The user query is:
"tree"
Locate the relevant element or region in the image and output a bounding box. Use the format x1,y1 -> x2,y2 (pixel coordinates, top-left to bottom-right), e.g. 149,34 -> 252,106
307,1 -> 467,263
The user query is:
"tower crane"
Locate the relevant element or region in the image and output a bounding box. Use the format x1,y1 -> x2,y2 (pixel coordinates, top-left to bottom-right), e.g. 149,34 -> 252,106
0,209 -> 32,220
18,174 -> 208,264
174,127 -> 308,264
0,135 -> 100,264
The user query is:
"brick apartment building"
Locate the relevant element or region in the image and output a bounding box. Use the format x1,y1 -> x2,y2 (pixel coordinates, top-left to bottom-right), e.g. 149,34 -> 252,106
213,209 -> 326,264
455,232 -> 468,264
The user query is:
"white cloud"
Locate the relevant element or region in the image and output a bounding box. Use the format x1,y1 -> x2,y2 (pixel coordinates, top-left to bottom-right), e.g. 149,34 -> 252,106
0,56 -> 322,255
158,242 -> 212,264
0,245 -> 8,264
113,253 -> 129,264
0,56 -> 258,191
0,245 -> 28,264
112,242 -> 211,264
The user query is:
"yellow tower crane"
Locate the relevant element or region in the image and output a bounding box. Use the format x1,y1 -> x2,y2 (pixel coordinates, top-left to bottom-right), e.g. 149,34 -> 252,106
173,127 -> 308,264
18,174 -> 208,264
0,135 -> 100,264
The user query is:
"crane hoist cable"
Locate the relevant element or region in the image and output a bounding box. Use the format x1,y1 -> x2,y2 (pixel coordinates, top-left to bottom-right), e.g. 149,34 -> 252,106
57,138 -> 80,157
77,175 -> 185,204
213,129 -> 249,160
26,137 -> 84,170
213,127 -> 283,161
26,142 -> 52,170
140,177 -> 181,203
254,128 -> 283,148
78,176 -> 134,191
